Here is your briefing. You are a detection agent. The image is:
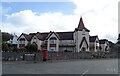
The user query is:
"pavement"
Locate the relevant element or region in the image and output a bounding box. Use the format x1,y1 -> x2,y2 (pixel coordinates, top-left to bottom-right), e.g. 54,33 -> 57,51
2,59 -> 119,74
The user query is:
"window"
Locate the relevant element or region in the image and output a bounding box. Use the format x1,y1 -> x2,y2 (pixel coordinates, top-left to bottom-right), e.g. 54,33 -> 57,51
50,47 -> 56,51
20,41 -> 25,44
19,38 -> 25,44
50,40 -> 56,44
96,41 -> 99,43
34,37 -> 36,39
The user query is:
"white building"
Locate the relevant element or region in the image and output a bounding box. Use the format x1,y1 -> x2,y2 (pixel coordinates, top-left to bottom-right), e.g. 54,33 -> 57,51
89,35 -> 99,52
17,17 -> 109,52
7,34 -> 18,46
99,39 -> 110,52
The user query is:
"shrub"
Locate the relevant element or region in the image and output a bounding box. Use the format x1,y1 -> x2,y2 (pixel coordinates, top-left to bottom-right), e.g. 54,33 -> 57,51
18,48 -> 27,53
25,44 -> 38,52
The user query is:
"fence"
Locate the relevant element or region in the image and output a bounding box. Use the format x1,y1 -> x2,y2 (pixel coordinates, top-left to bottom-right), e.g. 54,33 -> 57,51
2,51 -> 118,61
2,52 -> 43,61
47,52 -> 118,60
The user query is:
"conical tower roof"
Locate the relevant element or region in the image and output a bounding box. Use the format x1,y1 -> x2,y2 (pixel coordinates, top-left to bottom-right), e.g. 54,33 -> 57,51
75,17 -> 90,32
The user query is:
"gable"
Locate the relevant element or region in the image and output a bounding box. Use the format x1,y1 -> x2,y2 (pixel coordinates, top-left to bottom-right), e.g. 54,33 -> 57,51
90,36 -> 99,42
31,35 -> 38,41
80,37 -> 89,49
17,34 -> 26,41
46,32 -> 59,40
18,33 -> 32,41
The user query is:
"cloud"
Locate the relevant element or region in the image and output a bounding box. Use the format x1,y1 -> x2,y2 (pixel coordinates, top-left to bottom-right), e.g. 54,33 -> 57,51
104,34 -> 118,42
1,0 -> 119,43
1,10 -> 80,35
71,0 -> 119,42
5,10 -> 37,26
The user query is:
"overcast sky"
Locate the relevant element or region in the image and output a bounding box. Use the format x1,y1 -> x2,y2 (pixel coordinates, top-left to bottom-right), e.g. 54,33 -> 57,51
0,0 -> 119,43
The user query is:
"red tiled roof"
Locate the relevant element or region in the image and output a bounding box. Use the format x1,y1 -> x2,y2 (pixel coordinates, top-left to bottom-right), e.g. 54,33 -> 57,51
17,33 -> 33,41
35,32 -> 44,40
75,17 -> 90,32
41,32 -> 49,40
78,17 -> 84,29
23,34 -> 33,41
57,32 -> 74,40
40,31 -> 74,40
29,33 -> 36,36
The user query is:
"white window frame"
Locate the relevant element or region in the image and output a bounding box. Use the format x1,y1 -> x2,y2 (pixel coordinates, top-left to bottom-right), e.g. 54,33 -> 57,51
50,40 -> 56,44
50,47 -> 56,51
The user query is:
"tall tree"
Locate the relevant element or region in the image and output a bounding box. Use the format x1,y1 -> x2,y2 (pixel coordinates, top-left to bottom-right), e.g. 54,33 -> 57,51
2,32 -> 13,42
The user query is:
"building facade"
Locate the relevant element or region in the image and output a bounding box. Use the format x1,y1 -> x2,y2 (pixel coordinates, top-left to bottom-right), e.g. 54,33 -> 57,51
99,39 -> 110,52
17,17 -> 109,52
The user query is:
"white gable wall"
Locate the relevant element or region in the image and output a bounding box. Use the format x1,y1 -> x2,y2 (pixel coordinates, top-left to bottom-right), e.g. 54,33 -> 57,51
99,41 -> 109,52
17,35 -> 28,48
47,33 -> 59,52
31,35 -> 43,51
12,35 -> 18,44
95,38 -> 99,52
81,40 -> 88,51
89,42 -> 95,52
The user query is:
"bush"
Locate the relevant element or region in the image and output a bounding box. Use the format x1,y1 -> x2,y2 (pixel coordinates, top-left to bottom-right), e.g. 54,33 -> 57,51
18,47 -> 27,53
12,47 -> 18,52
25,44 -> 38,52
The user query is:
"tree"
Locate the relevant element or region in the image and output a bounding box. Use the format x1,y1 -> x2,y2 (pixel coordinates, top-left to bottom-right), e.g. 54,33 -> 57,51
11,46 -> 18,52
2,32 -> 13,42
2,43 -> 9,52
2,32 -> 17,52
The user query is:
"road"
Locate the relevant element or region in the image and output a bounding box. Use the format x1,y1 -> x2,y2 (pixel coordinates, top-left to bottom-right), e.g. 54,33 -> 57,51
2,59 -> 119,74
